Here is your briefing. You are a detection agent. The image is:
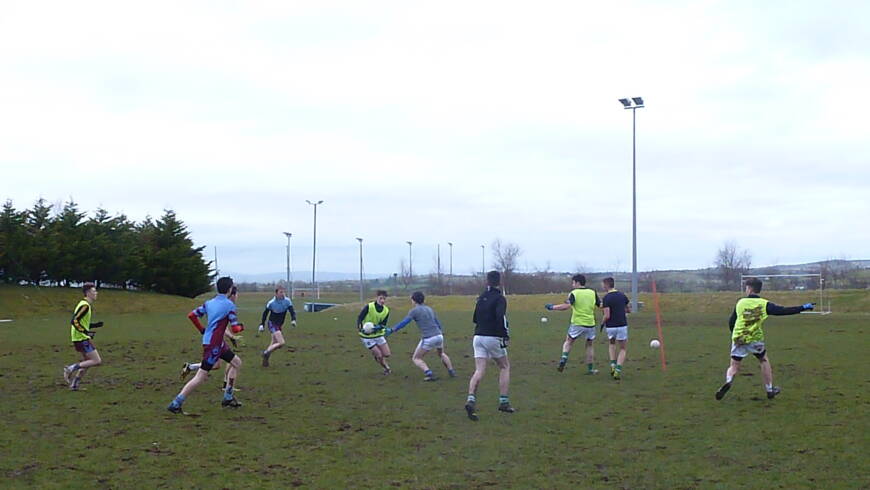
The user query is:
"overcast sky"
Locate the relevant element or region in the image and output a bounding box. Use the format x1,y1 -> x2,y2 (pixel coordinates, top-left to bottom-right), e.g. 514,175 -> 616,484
2,1 -> 868,279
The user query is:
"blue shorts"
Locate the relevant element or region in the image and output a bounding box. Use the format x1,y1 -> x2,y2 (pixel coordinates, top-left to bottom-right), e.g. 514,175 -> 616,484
73,340 -> 96,354
268,320 -> 283,333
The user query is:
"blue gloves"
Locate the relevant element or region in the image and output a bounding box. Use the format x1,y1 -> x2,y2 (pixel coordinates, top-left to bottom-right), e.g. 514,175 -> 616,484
545,304 -> 554,310
802,303 -> 816,311
384,327 -> 394,337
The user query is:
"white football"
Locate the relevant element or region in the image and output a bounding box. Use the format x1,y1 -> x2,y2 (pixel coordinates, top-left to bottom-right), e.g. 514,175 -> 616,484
540,317 -> 548,323
362,322 -> 375,334
650,339 -> 661,348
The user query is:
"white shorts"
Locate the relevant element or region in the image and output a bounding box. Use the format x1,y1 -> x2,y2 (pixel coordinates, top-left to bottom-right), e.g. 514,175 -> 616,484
568,325 -> 596,341
360,336 -> 387,349
417,334 -> 444,351
472,335 -> 507,359
730,341 -> 766,359
606,326 -> 628,341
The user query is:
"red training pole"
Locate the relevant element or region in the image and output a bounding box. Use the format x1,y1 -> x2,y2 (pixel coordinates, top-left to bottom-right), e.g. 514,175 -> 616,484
652,280 -> 667,371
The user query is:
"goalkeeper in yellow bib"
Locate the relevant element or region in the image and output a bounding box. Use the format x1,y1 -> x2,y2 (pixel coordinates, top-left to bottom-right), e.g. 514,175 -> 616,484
715,277 -> 815,400
545,274 -> 601,374
357,290 -> 392,375
62,283 -> 104,391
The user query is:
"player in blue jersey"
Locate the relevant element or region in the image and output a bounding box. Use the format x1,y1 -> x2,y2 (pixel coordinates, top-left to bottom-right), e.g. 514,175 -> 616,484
180,286 -> 244,391
168,277 -> 244,413
258,286 -> 297,367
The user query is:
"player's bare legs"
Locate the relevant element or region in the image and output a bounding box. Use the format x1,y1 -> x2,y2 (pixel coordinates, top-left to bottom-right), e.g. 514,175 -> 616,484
412,346 -> 430,373
616,340 -> 627,367
70,350 -> 101,390
585,339 -> 595,366
437,348 -> 454,374
179,369 -> 210,398
372,344 -> 391,373
467,357 -> 487,397
265,330 -> 285,355
716,358 -> 742,400
495,356 -> 510,398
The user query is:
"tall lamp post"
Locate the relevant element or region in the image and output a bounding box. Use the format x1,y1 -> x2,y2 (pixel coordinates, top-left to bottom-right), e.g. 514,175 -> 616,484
355,237 -> 364,303
283,232 -> 293,297
306,199 -> 323,299
618,97 -> 644,312
406,241 -> 413,284
447,242 -> 453,294
480,244 -> 485,276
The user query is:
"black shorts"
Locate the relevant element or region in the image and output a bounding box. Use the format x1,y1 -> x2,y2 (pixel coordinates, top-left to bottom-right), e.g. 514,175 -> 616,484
201,343 -> 236,371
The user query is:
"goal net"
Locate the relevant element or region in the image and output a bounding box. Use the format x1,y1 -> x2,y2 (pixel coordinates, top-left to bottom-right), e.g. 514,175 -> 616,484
740,273 -> 831,314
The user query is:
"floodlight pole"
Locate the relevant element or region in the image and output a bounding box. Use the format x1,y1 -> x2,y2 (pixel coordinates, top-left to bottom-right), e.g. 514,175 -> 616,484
620,97 -> 644,313
283,232 -> 293,297
406,241 -> 413,283
306,200 -> 323,299
356,237 -> 364,303
480,244 -> 485,276
447,242 -> 453,294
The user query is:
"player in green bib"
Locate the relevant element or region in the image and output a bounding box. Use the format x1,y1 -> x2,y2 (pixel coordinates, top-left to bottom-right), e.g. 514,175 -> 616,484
357,290 -> 392,375
62,283 -> 105,391
545,274 -> 601,374
715,278 -> 815,400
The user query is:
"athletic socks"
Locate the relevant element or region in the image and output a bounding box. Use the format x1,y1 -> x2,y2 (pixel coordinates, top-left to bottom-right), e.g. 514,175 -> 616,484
189,363 -> 200,371
467,394 -> 476,404
171,394 -> 186,407
610,360 -> 617,368
498,395 -> 509,405
224,386 -> 234,401
67,363 -> 80,372
448,369 -> 456,377
764,384 -> 773,392
587,363 -> 595,373
424,369 -> 433,377
616,364 -> 623,372
560,352 -> 569,361
726,374 -> 734,383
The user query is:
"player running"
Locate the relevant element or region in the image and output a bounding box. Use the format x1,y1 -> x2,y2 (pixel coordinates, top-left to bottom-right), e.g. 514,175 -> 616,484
386,291 -> 456,381
715,277 -> 815,400
180,286 -> 244,391
168,277 -> 244,413
601,277 -> 631,380
465,271 -> 514,421
62,283 -> 105,391
357,290 -> 392,375
258,286 -> 297,367
545,274 -> 601,374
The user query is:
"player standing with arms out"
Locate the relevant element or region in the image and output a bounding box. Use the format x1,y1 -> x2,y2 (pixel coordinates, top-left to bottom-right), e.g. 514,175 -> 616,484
258,286 -> 297,367
600,277 -> 631,380
386,291 -> 456,381
358,290 -> 392,375
62,283 -> 105,391
545,274 -> 601,374
715,278 -> 815,400
168,277 -> 244,413
465,271 -> 514,421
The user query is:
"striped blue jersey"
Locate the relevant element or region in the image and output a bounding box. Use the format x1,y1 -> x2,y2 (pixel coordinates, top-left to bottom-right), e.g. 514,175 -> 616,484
190,294 -> 240,344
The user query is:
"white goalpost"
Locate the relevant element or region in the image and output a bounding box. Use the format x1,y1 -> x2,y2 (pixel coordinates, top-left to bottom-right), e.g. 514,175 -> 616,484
740,273 -> 832,314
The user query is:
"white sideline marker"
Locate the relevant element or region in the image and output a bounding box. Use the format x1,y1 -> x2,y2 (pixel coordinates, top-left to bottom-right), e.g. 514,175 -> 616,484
0,319 -> 13,323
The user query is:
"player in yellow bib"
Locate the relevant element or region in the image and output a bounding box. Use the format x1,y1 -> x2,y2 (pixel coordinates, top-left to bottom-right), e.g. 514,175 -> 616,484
62,283 -> 105,391
545,274 -> 601,374
357,290 -> 392,375
715,278 -> 815,400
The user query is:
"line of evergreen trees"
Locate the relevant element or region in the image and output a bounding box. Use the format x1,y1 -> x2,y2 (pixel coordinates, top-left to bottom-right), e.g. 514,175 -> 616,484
0,198 -> 213,298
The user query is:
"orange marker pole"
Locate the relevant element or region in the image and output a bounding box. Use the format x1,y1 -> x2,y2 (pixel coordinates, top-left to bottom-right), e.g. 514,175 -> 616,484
652,280 -> 667,371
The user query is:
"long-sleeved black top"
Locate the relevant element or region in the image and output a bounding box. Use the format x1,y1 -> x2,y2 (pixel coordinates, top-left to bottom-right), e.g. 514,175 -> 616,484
472,286 -> 509,338
728,294 -> 804,331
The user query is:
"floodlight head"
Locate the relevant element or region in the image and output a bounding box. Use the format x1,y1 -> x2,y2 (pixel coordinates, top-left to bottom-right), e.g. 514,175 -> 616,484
317,200 -> 324,205
406,241 -> 412,246
283,232 -> 292,238
356,237 -> 363,242
448,242 -> 453,246
632,97 -> 644,106
618,98 -> 631,107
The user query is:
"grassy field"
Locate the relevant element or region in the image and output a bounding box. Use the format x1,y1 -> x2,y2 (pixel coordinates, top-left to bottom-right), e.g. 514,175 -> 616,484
0,287 -> 868,488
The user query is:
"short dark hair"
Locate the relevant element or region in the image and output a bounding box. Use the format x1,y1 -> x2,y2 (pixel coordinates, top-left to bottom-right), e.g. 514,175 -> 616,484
486,270 -> 501,286
82,283 -> 96,295
602,277 -> 615,289
745,278 -> 763,293
216,276 -> 234,294
572,274 -> 586,286
411,291 -> 425,304
376,290 -> 388,298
